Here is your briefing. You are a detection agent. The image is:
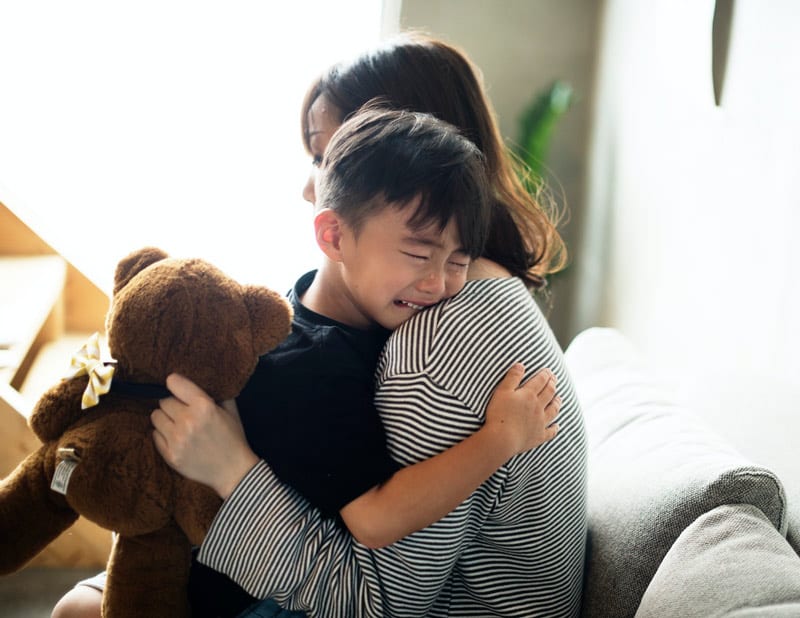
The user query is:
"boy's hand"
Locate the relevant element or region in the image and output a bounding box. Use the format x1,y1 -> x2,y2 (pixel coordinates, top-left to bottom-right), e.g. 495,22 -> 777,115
484,364 -> 560,458
151,373 -> 259,499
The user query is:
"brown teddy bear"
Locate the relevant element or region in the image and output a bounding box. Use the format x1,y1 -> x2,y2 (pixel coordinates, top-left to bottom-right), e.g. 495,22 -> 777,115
0,247 -> 292,617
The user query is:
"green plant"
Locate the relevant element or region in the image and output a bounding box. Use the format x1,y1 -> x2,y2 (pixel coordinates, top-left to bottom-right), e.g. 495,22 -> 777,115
515,80 -> 573,191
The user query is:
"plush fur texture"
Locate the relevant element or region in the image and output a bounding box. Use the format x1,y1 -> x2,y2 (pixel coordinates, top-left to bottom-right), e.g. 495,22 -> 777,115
0,247 -> 292,617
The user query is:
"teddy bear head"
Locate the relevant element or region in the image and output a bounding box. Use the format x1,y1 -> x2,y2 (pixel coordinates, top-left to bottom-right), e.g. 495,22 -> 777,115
104,247 -> 292,401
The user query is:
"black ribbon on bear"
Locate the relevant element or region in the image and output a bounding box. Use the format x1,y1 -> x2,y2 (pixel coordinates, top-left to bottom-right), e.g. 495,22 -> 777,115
105,364 -> 172,399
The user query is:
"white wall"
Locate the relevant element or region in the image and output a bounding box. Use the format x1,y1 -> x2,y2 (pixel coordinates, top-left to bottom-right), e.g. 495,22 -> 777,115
575,0 -> 800,480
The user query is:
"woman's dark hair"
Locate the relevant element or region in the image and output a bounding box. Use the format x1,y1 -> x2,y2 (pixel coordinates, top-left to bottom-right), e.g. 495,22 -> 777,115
301,31 -> 566,289
317,104 -> 491,259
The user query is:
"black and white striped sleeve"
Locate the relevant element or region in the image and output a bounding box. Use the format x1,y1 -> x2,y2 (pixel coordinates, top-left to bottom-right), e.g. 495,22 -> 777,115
197,460 -> 383,617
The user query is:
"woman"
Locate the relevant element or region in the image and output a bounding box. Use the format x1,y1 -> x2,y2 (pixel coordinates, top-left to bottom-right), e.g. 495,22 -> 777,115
54,32 -> 586,618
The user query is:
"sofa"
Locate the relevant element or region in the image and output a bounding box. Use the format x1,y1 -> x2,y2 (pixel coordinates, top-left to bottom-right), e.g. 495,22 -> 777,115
564,328 -> 800,617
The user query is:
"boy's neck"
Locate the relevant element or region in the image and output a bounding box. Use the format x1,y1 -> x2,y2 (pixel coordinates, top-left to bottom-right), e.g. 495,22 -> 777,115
301,262 -> 371,329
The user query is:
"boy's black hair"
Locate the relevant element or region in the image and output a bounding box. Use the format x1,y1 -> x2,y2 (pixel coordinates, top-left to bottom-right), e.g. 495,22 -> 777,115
316,103 -> 491,258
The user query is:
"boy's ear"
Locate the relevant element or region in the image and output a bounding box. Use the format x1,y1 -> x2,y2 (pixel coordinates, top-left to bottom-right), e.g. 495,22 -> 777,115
314,208 -> 344,261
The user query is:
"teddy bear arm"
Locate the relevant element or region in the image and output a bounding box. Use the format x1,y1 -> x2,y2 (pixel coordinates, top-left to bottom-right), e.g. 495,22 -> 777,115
103,523 -> 193,618
174,478 -> 223,546
29,377 -> 90,442
0,446 -> 78,574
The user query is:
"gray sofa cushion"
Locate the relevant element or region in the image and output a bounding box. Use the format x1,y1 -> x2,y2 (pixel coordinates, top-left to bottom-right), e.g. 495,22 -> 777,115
635,504 -> 800,617
786,482 -> 800,557
565,328 -> 788,618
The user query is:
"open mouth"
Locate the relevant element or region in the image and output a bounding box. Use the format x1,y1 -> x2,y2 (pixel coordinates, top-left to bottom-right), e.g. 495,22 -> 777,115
395,300 -> 426,311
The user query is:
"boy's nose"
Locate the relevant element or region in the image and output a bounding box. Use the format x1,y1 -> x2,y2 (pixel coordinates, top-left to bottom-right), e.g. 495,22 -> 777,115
416,268 -> 447,297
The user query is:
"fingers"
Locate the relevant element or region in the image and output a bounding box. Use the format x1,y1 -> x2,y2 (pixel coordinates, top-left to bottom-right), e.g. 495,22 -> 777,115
152,427 -> 169,459
151,374 -> 204,464
152,374 -> 213,433
543,422 -> 560,443
516,365 -> 556,397
534,367 -> 557,396
499,364 -> 559,409
165,373 -> 207,404
498,362 -> 526,390
499,364 -> 558,393
151,396 -> 183,464
520,365 -> 561,431
545,393 -> 562,422
151,404 -> 172,432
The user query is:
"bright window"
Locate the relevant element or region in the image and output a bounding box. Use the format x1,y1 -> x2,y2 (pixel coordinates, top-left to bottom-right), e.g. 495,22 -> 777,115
0,1 -> 383,294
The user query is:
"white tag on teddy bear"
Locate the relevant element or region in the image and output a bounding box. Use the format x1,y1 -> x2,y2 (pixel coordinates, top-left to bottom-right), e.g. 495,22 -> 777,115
51,459 -> 79,495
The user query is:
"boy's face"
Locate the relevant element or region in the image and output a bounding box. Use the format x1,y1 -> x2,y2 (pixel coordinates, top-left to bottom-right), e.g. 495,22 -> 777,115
333,196 -> 470,331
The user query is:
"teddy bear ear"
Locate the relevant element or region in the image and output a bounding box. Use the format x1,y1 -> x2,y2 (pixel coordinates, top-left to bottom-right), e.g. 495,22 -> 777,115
112,247 -> 170,296
243,285 -> 293,355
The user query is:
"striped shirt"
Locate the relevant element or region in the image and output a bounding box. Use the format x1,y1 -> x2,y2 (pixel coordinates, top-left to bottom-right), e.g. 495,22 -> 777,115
199,277 -> 587,617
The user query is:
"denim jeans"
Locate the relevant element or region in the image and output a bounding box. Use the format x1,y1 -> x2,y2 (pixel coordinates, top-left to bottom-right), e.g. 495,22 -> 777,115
235,597 -> 307,618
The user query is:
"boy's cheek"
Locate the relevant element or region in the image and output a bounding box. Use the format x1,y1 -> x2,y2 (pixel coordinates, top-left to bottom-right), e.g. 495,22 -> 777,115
446,274 -> 468,298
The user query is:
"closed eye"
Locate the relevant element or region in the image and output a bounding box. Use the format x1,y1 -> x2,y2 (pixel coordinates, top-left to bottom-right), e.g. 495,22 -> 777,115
402,251 -> 429,262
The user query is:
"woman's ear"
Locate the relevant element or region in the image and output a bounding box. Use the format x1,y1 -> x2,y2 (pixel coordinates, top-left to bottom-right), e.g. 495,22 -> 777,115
314,208 -> 344,261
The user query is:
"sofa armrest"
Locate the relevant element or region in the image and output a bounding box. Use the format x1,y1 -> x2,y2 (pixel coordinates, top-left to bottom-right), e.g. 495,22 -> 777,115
565,328 -> 788,618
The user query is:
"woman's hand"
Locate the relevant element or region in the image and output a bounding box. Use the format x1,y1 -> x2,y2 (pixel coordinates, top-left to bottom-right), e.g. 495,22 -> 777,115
483,364 -> 560,458
151,373 -> 259,499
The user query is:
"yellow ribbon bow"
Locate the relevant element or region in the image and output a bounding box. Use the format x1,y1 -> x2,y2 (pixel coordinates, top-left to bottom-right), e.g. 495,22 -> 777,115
66,332 -> 115,409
